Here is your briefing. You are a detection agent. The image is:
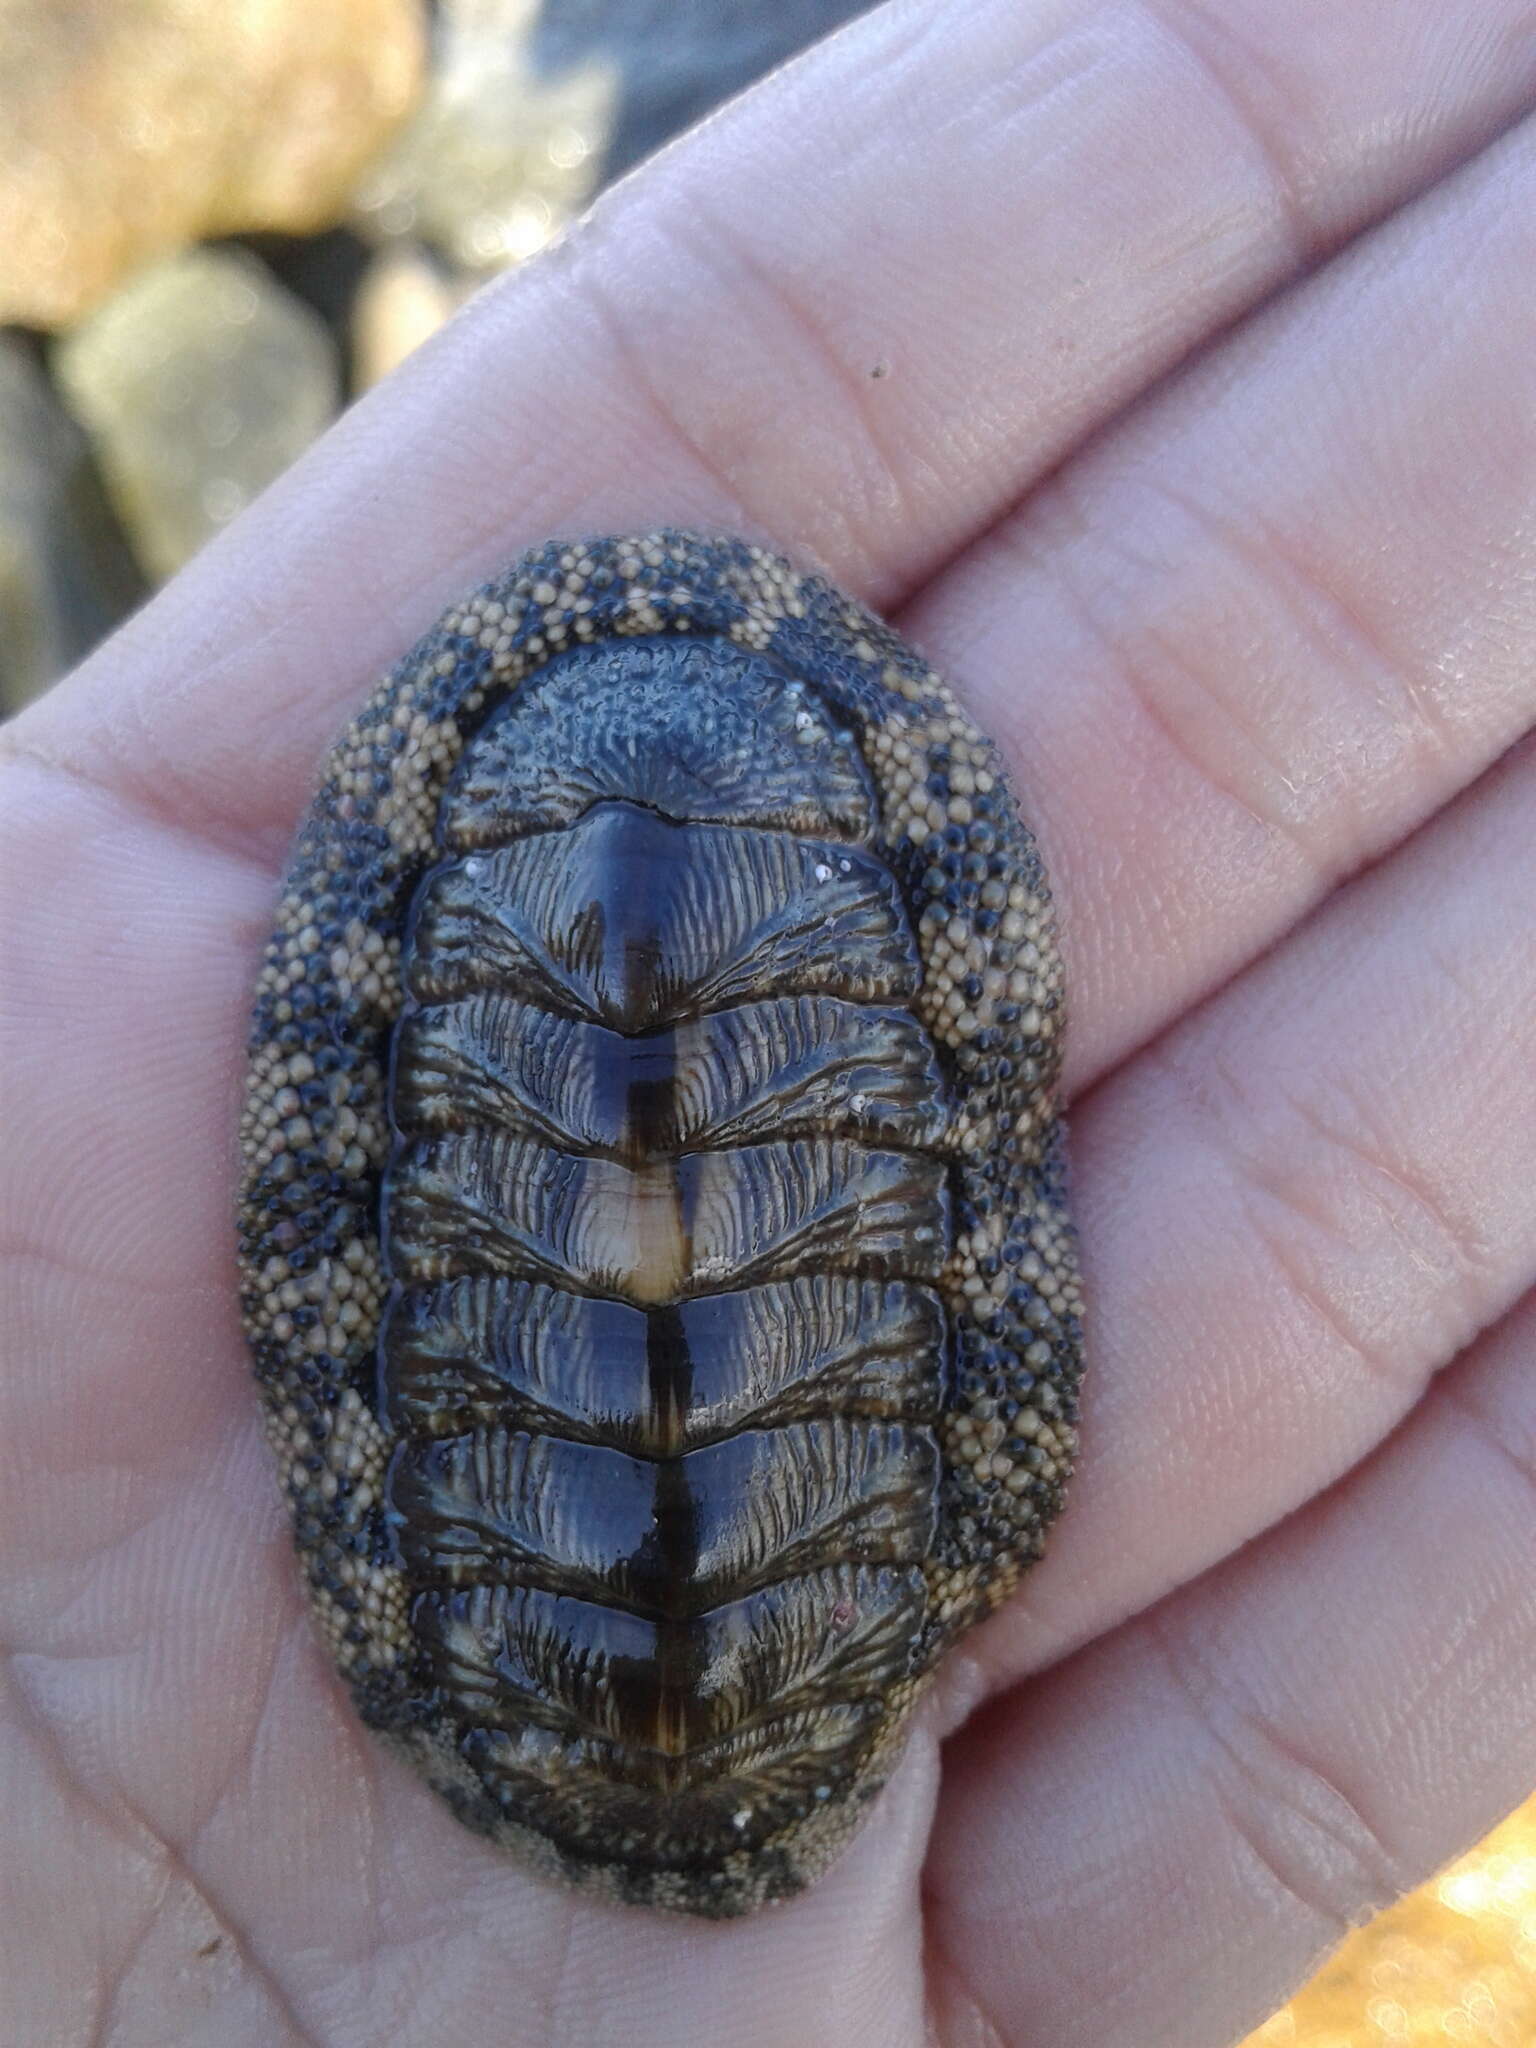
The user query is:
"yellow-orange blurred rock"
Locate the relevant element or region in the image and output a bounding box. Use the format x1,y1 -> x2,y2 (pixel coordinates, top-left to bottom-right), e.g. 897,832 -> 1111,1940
1244,1795 -> 1536,2047
351,244 -> 462,389
0,0 -> 425,329
351,0 -> 615,274
56,249 -> 340,581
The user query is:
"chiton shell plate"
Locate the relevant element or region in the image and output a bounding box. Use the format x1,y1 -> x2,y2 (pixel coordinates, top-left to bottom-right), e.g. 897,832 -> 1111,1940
237,532 -> 1082,1915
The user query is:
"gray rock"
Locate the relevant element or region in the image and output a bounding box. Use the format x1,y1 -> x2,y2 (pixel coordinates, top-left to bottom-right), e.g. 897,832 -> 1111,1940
55,248 -> 340,583
0,333 -> 144,714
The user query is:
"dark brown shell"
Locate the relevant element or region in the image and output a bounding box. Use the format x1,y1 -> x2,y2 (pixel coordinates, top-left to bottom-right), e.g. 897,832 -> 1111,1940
237,533 -> 1082,1916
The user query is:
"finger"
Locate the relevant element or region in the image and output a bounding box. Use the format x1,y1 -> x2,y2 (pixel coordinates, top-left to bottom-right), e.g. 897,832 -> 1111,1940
939,724 -> 1536,1717
906,104 -> 1536,1094
13,0 -> 1536,853
924,1286 -> 1536,2048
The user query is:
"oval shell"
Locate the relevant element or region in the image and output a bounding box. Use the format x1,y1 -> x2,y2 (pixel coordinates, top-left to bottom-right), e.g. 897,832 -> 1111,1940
237,532 -> 1082,1915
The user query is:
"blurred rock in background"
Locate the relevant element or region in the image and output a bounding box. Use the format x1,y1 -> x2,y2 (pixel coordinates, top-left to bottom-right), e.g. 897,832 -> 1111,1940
56,248 -> 341,581
351,242 -> 463,390
0,0 -> 425,331
1243,1801 -> 1536,2048
351,0 -> 616,276
0,333 -> 146,709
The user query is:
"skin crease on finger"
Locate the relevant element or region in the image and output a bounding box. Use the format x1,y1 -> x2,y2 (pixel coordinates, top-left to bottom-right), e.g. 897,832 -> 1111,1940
4,0 -> 1536,2043
912,113 -> 1536,1101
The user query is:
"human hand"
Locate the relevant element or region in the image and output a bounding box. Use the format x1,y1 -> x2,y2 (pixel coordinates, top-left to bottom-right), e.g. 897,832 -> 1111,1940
6,2 -> 1536,2041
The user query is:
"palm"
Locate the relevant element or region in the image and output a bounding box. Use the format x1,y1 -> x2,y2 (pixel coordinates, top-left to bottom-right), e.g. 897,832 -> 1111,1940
6,4 -> 1536,2042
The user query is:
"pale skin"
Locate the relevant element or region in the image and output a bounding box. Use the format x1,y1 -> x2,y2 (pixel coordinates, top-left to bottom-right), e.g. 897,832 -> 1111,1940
4,0 -> 1536,2040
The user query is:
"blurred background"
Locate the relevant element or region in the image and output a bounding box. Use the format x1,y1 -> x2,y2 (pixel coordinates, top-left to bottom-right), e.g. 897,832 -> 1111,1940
1,4 -> 1532,2039
0,0 -> 873,712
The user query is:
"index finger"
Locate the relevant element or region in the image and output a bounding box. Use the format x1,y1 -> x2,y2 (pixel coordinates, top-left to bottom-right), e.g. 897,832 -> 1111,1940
13,0 -> 1536,856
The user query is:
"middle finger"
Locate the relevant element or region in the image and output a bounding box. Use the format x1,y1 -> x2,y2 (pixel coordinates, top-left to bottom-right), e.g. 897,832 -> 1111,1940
908,109 -> 1536,1094
956,723 -> 1536,1704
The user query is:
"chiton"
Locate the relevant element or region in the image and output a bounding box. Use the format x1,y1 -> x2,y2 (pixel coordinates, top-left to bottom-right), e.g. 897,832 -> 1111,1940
237,532 -> 1082,1916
